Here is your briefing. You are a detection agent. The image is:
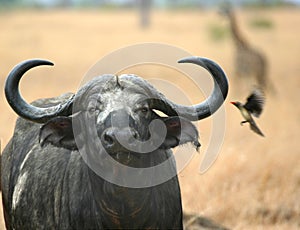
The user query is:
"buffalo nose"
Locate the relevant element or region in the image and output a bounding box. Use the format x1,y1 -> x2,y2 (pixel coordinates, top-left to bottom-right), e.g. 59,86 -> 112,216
101,127 -> 138,151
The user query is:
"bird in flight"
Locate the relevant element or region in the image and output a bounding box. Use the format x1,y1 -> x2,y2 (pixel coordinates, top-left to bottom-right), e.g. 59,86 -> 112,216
231,88 -> 265,137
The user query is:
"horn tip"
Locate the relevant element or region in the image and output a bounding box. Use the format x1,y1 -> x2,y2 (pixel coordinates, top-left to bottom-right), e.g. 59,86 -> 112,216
19,59 -> 54,67
38,59 -> 54,66
177,57 -> 189,63
178,56 -> 203,64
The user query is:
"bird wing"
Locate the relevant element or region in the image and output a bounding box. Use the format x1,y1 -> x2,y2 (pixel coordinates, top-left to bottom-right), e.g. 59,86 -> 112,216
249,120 -> 265,137
244,88 -> 265,117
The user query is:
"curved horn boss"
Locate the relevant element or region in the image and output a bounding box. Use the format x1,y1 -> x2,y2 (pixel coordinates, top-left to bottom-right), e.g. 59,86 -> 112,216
5,59 -> 74,123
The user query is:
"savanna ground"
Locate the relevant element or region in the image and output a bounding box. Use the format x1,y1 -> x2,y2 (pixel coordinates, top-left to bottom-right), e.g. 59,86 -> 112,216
0,7 -> 299,230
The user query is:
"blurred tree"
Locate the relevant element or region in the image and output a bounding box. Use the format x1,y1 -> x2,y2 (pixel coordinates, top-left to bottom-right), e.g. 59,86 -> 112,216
138,0 -> 152,28
59,0 -> 72,7
0,0 -> 19,5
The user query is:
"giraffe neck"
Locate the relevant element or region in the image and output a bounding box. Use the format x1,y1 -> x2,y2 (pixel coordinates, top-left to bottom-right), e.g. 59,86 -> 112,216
228,11 -> 248,49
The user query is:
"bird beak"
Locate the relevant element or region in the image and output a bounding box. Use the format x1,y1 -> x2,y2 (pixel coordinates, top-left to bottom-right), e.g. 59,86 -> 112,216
230,101 -> 239,108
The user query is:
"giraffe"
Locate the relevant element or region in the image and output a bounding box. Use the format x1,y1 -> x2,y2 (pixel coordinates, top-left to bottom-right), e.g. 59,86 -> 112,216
220,3 -> 275,93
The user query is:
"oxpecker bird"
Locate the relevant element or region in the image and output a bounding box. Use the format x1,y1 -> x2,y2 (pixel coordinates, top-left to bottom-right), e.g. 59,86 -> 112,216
231,88 -> 265,137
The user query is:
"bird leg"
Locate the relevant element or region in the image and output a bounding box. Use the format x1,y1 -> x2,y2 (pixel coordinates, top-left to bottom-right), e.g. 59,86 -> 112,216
240,121 -> 248,126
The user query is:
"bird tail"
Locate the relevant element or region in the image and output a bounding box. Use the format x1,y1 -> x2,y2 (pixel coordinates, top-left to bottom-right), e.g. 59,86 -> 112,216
250,122 -> 265,137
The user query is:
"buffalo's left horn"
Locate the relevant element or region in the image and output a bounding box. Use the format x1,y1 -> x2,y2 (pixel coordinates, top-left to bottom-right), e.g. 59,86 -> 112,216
5,59 -> 74,123
149,57 -> 229,121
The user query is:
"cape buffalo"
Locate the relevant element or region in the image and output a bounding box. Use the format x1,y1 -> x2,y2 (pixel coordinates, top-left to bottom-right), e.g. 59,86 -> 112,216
2,57 -> 228,229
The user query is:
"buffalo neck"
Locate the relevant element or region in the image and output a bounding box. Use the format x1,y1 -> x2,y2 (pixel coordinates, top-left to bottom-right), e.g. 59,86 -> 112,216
85,150 -> 183,229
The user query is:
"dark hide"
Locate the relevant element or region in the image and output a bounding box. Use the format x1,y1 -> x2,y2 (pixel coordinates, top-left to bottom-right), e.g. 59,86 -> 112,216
2,92 -> 198,229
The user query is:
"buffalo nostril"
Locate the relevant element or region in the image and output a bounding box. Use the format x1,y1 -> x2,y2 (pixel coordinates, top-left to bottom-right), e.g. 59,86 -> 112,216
132,130 -> 138,139
104,133 -> 114,145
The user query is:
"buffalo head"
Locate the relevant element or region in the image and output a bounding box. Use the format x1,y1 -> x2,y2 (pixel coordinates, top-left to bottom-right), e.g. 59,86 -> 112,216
5,57 -> 228,167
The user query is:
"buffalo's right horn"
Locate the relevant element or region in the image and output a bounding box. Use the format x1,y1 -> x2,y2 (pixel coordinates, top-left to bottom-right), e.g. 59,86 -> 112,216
5,59 -> 74,123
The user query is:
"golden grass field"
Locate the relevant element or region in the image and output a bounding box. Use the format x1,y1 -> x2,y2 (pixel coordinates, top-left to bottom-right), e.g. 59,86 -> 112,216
0,7 -> 300,229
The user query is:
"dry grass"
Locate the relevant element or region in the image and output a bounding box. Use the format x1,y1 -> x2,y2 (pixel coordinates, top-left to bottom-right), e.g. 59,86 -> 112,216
0,7 -> 299,229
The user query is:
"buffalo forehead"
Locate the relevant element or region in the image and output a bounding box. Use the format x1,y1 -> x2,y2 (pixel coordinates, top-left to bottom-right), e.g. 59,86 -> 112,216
81,74 -> 150,98
85,80 -> 149,107
79,75 -> 150,123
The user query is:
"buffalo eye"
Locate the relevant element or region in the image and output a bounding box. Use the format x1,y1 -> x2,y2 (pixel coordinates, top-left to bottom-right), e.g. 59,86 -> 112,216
87,107 -> 100,116
135,106 -> 150,116
140,107 -> 149,113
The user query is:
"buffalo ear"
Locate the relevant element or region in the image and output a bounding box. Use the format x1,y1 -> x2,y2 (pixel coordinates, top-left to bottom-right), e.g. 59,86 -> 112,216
160,117 -> 200,150
39,116 -> 77,150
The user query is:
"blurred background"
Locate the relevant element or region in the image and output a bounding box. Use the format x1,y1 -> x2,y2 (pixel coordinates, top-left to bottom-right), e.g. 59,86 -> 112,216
0,0 -> 300,229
